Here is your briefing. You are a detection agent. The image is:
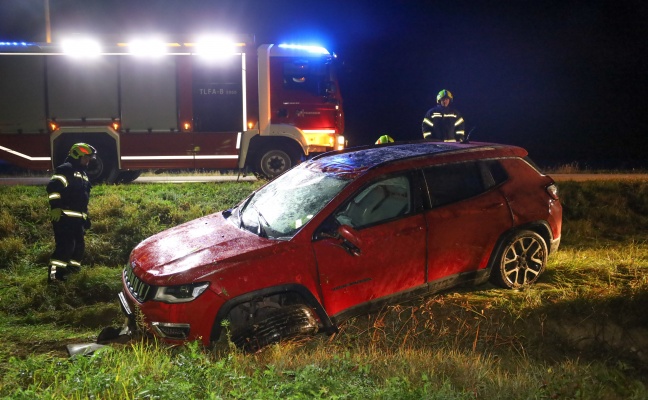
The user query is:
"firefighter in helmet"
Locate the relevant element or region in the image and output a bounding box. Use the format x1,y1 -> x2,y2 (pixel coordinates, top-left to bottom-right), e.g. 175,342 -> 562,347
375,134 -> 395,144
422,89 -> 465,142
46,143 -> 96,282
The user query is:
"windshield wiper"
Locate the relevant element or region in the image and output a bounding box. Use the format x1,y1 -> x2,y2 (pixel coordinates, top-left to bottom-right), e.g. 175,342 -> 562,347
238,193 -> 256,229
252,204 -> 270,238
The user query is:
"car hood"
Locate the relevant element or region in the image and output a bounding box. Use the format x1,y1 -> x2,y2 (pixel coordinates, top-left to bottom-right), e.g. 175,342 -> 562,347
129,212 -> 276,285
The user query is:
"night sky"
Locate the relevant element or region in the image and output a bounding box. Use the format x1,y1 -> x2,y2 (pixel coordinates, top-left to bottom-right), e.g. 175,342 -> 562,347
2,0 -> 647,169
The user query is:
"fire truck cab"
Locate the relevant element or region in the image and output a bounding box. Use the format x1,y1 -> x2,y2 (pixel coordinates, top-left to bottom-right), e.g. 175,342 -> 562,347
0,35 -> 345,182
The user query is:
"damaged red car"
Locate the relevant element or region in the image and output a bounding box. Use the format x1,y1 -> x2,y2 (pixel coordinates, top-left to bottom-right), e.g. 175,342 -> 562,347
119,141 -> 562,350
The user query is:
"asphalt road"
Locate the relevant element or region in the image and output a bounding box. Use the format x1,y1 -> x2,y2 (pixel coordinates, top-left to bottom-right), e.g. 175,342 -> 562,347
0,174 -> 647,186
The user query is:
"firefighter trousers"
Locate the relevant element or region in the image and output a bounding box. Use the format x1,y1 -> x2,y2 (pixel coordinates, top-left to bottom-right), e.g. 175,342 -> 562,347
49,220 -> 85,280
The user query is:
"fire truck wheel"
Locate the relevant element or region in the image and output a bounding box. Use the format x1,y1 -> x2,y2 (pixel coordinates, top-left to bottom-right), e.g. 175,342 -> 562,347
87,153 -> 118,184
115,170 -> 142,184
256,148 -> 296,179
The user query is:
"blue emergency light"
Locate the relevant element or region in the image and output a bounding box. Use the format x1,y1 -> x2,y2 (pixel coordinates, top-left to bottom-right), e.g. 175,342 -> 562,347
278,43 -> 330,55
0,41 -> 32,47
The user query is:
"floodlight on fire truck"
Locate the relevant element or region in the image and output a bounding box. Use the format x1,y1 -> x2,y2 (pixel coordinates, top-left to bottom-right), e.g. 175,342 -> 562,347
124,39 -> 169,56
62,38 -> 101,57
192,36 -> 237,58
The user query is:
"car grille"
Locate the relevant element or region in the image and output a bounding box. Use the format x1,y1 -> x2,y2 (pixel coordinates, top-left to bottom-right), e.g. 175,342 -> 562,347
123,267 -> 153,303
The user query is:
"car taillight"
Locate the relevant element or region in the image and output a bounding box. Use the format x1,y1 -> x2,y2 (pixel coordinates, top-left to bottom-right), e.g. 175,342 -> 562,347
546,183 -> 559,200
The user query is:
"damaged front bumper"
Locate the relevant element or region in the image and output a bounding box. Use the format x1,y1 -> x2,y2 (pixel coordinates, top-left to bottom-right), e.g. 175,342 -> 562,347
118,291 -> 137,329
65,292 -> 137,357
118,290 -> 192,340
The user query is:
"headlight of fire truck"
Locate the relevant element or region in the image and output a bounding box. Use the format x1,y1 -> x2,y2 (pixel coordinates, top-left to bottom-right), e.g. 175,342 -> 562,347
337,135 -> 345,150
328,133 -> 345,150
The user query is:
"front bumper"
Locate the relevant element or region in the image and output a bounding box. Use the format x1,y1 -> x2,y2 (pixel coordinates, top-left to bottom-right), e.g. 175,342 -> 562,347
118,284 -> 224,346
118,291 -> 134,319
550,236 -> 561,254
118,291 -> 138,334
119,290 -> 193,340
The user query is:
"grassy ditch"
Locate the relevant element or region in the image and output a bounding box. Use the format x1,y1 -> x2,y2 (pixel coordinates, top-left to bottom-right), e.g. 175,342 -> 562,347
0,179 -> 647,399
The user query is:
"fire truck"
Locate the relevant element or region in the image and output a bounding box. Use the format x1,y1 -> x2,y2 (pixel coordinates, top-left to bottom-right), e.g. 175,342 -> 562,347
0,35 -> 345,182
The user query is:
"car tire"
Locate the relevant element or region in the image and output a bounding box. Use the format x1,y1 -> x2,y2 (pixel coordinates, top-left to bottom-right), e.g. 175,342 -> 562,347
490,230 -> 548,289
231,304 -> 319,352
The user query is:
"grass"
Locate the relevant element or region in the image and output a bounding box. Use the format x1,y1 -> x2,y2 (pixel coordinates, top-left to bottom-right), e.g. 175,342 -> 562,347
542,162 -> 648,174
0,179 -> 647,398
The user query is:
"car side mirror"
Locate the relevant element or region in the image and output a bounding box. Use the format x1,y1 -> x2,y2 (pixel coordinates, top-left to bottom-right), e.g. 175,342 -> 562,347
338,224 -> 360,244
338,224 -> 362,256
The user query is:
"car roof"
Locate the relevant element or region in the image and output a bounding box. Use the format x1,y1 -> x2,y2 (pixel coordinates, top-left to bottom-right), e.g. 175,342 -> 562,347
307,141 -> 525,177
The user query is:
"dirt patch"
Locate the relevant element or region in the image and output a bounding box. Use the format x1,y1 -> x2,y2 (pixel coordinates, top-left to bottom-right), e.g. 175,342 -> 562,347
546,320 -> 648,364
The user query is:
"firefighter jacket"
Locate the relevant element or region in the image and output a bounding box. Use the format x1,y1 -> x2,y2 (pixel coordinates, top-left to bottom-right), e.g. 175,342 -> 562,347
46,158 -> 92,223
422,105 -> 465,142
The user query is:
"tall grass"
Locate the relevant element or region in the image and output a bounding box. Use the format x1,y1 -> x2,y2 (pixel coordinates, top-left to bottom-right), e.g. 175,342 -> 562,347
6,340 -> 646,399
558,181 -> 648,245
1,180 -> 647,398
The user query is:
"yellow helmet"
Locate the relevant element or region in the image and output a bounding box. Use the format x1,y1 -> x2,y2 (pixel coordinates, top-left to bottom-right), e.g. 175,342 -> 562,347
375,135 -> 394,144
69,143 -> 97,159
437,89 -> 454,103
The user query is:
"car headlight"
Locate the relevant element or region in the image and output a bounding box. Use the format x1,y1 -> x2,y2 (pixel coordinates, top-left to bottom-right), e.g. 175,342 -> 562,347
153,282 -> 210,303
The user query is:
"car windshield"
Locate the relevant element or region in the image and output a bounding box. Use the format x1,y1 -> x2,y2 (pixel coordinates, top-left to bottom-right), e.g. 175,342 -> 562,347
236,165 -> 352,240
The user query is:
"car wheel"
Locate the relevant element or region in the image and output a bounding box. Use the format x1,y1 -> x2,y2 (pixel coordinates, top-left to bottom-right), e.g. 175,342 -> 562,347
490,230 -> 547,289
231,304 -> 318,352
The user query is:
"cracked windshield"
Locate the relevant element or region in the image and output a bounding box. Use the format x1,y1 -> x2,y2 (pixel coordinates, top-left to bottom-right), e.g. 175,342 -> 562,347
238,165 -> 351,239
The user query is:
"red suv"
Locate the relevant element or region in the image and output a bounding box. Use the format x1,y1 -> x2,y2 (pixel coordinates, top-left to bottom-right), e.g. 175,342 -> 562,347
119,141 -> 562,350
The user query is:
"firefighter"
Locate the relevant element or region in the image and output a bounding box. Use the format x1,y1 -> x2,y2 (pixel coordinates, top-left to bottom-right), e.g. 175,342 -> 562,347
46,143 -> 96,282
375,135 -> 394,144
422,89 -> 465,142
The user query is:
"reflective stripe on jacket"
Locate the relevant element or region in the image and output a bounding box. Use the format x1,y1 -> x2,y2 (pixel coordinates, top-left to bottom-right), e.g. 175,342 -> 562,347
46,160 -> 92,217
421,105 -> 465,141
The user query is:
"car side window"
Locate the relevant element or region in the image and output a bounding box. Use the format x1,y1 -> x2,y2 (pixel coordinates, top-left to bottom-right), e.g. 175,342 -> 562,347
480,160 -> 509,189
424,161 -> 486,207
335,175 -> 411,228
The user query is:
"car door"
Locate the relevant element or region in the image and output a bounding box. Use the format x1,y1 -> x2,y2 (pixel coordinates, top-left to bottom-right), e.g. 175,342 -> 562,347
312,174 -> 427,316
423,160 -> 513,283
